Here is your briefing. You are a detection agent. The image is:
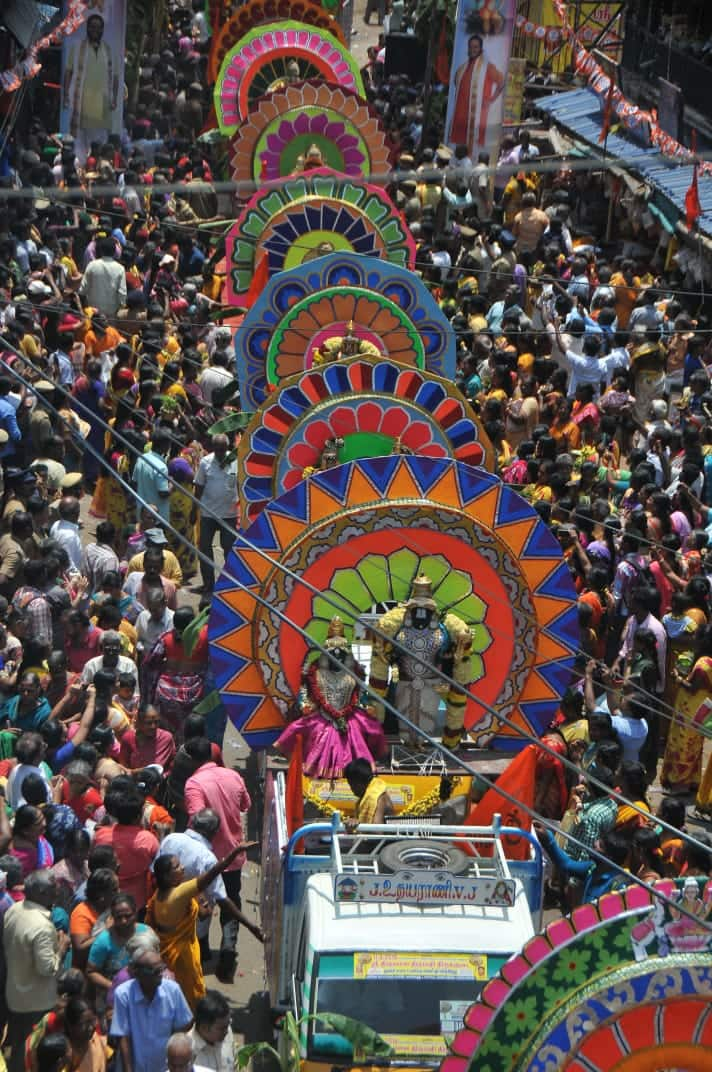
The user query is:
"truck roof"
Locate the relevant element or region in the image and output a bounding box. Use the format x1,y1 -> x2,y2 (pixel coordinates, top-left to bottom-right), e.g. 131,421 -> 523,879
304,872 -> 535,955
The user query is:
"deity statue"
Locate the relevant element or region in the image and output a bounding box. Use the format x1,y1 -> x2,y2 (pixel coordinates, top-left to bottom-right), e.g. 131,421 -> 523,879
275,617 -> 387,778
369,575 -> 474,750
301,436 -> 343,478
303,143 -> 325,171
313,321 -> 381,366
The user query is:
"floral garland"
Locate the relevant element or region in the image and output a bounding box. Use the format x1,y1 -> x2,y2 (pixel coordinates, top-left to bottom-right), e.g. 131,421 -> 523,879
305,662 -> 359,735
302,776 -> 461,819
516,1 -> 712,178
0,0 -> 88,93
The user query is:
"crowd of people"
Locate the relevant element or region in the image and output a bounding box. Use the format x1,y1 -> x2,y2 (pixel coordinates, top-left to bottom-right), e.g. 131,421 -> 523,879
0,0 -> 710,1068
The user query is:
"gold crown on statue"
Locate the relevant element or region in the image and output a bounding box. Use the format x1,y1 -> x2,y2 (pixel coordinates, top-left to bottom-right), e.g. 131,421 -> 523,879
407,575 -> 437,609
324,616 -> 348,649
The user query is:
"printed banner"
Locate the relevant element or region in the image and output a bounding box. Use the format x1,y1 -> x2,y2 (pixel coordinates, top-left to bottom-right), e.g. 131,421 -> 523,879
334,871 -> 516,907
60,1 -> 126,156
353,952 -> 488,980
444,0 -> 517,160
503,56 -> 526,125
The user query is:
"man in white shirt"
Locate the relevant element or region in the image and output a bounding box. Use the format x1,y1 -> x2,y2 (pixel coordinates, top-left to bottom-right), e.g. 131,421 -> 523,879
194,434 -> 237,593
198,350 -> 233,405
552,322 -> 620,398
49,496 -> 83,572
78,234 -> 127,317
82,630 -> 138,685
135,587 -> 174,657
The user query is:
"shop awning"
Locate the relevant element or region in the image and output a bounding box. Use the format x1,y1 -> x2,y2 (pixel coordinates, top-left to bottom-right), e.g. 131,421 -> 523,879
537,88 -> 712,239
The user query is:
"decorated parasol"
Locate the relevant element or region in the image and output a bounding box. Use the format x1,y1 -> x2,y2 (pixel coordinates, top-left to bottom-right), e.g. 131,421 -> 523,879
234,251 -> 454,404
214,22 -> 364,135
230,81 -> 392,184
225,171 -> 415,303
208,0 -> 346,84
208,458 -> 578,749
442,878 -> 712,1072
237,355 -> 496,523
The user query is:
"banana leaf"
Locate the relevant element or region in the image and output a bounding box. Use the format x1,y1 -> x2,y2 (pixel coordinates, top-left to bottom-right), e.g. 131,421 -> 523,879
181,606 -> 210,657
207,410 -> 254,437
314,1013 -> 393,1060
211,377 -> 241,408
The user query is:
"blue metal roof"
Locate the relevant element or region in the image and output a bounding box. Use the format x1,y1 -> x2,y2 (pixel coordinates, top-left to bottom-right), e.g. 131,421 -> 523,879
537,88 -> 712,236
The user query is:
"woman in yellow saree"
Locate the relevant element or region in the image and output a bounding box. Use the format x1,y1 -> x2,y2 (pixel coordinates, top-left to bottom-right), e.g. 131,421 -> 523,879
661,625 -> 712,795
146,840 -> 257,1010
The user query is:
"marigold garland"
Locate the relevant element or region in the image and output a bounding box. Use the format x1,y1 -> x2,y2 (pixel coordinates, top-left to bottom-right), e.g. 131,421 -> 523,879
302,777 -> 461,819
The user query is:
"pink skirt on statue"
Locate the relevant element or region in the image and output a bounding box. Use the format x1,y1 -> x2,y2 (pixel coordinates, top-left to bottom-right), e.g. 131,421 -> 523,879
276,709 -> 387,779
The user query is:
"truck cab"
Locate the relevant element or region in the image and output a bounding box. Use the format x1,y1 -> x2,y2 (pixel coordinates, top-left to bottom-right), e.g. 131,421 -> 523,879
261,772 -> 542,1070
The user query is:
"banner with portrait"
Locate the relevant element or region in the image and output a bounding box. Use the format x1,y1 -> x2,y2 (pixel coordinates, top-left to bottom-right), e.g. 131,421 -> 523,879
444,0 -> 517,162
60,0 -> 127,157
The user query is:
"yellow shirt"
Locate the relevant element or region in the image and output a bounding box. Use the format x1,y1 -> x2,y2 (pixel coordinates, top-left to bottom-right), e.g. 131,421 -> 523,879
126,549 -> 183,588
356,777 -> 391,823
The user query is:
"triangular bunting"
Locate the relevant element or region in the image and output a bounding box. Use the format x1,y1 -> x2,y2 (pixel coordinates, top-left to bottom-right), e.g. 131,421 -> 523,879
357,455 -> 402,497
313,462 -> 354,505
495,485 -> 535,527
534,561 -> 578,602
269,479 -> 310,523
496,517 -> 537,558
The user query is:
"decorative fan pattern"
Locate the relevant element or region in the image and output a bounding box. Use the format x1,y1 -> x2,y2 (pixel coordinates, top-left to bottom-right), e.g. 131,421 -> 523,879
214,23 -> 364,135
208,458 -> 578,748
442,879 -> 712,1072
208,0 -> 346,83
230,82 -> 392,183
225,173 -> 415,303
235,252 -> 451,402
237,356 -> 495,523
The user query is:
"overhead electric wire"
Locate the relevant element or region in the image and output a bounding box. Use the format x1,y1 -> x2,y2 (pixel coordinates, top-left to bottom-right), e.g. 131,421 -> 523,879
0,331 -> 708,859
2,305 -> 709,742
0,339 -> 708,934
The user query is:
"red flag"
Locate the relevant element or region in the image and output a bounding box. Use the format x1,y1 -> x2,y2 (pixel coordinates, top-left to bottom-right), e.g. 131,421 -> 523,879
244,253 -> 269,307
598,76 -> 615,144
285,735 -> 304,842
686,166 -> 701,229
461,746 -> 537,860
435,20 -> 451,87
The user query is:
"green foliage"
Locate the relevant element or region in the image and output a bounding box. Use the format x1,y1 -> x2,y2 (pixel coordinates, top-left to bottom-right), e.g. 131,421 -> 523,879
181,606 -> 209,657
207,410 -> 254,437
235,1011 -> 393,1072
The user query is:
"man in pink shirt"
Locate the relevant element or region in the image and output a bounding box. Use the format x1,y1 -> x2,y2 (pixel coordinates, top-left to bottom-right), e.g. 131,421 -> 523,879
94,787 -> 159,913
184,738 -> 252,983
119,705 -> 176,772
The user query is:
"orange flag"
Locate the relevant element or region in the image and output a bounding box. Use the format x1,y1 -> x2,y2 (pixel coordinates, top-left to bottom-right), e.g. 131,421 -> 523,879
285,735 -> 305,842
245,253 -> 269,308
462,745 -> 537,860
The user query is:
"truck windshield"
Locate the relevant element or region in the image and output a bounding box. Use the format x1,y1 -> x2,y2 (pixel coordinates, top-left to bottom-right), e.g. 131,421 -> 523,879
310,952 -> 507,1059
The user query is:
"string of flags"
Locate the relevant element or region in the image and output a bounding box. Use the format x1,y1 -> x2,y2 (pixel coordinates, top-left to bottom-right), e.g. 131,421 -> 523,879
541,0 -> 712,179
0,0 -> 88,93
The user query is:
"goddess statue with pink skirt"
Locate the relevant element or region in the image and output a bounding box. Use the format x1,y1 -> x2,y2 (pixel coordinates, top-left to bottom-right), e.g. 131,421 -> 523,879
275,617 -> 387,778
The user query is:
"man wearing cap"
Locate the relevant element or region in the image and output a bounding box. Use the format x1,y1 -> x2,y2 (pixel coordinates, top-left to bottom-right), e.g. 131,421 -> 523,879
29,382 -> 56,455
79,234 -> 126,318
126,529 -> 183,588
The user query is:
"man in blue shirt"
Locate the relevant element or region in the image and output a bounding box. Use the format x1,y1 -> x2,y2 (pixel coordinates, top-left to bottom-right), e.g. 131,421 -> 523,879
113,948 -> 192,1072
0,376 -> 22,461
131,430 -> 171,523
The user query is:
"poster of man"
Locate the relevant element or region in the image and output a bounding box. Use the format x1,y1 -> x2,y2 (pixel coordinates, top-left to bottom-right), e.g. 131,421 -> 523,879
444,0 -> 516,160
60,2 -> 127,160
